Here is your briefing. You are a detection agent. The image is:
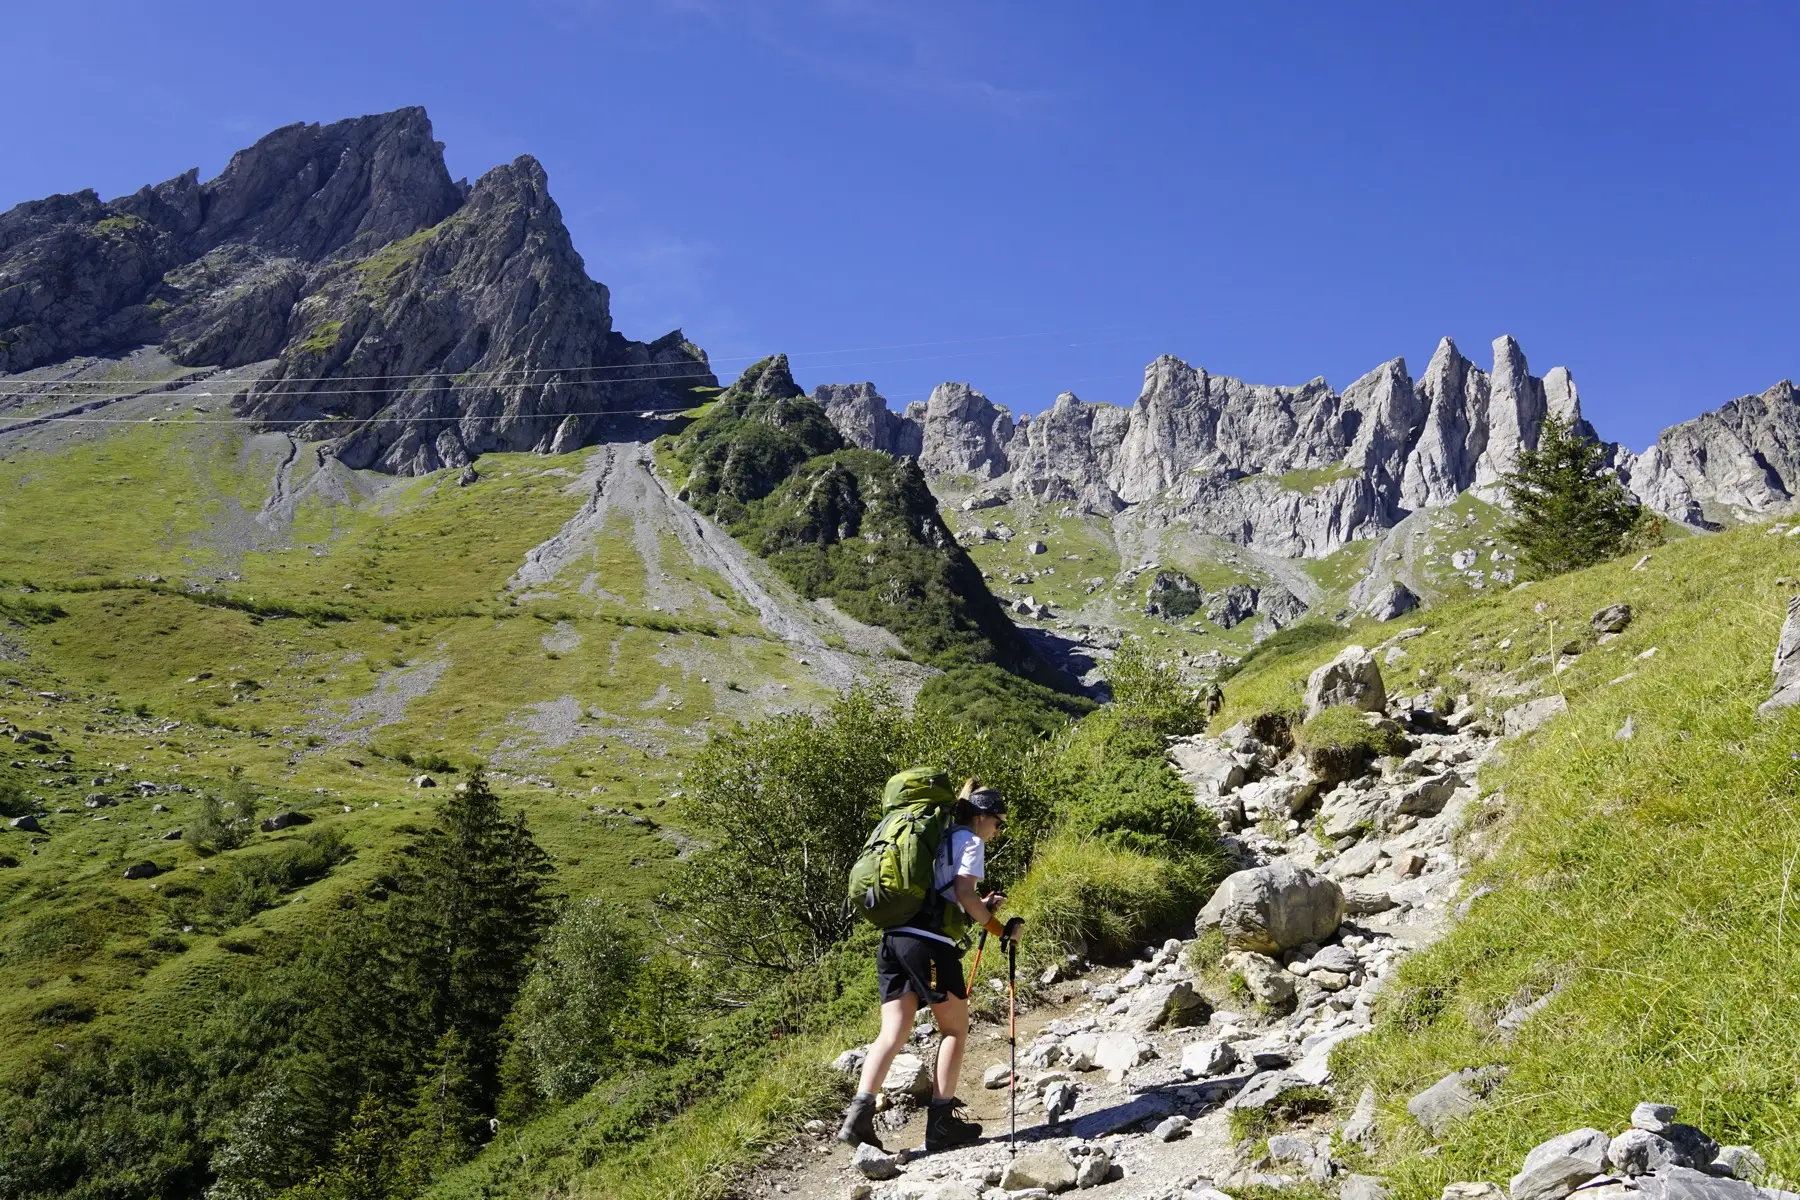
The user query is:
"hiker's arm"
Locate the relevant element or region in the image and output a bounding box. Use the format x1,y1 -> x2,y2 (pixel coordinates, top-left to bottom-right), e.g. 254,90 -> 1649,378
953,874 -> 1008,938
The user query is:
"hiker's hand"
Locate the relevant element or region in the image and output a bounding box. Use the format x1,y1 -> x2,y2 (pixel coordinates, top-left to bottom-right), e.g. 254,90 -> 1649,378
984,892 -> 1006,913
1002,916 -> 1025,945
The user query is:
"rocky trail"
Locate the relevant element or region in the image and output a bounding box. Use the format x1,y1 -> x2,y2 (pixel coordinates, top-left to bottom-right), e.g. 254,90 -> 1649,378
744,616 -> 1791,1200
747,636 -> 1505,1200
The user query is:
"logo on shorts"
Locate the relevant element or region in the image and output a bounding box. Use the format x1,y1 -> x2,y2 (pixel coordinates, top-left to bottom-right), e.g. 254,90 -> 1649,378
929,961 -> 938,989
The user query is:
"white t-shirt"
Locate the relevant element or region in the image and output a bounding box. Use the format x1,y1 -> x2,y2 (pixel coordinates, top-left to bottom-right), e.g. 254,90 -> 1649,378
893,826 -> 985,946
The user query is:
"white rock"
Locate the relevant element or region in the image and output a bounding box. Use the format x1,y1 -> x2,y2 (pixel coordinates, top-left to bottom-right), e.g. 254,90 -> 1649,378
1509,1128 -> 1611,1200
1609,1128 -> 1679,1176
1152,1114 -> 1191,1142
1075,1149 -> 1112,1189
1502,694 -> 1568,737
853,1142 -> 903,1180
1304,646 -> 1388,719
1180,1039 -> 1239,1078
983,1063 -> 1012,1089
1093,1032 -> 1151,1079
1223,951 -> 1297,1006
882,1052 -> 932,1098
1198,862 -> 1346,954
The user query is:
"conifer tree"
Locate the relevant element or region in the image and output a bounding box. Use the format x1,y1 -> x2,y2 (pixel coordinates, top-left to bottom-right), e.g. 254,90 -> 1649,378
1501,414 -> 1646,578
383,772 -> 557,1129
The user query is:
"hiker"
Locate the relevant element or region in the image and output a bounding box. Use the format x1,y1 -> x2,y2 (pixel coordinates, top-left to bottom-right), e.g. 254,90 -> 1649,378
838,778 -> 1023,1153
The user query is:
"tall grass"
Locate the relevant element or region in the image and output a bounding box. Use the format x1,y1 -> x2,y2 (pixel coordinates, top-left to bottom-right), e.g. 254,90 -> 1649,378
1011,835 -> 1202,961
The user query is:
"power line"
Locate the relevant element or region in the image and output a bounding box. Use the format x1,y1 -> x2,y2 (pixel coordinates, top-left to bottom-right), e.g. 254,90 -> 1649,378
0,334 -> 1074,397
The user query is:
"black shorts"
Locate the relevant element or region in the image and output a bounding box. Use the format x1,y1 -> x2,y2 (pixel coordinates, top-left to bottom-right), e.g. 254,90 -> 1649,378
877,931 -> 967,1004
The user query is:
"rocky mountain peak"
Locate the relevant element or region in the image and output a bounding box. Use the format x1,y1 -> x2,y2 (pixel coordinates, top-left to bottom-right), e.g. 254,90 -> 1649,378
0,107 -> 711,472
735,352 -> 804,401
189,107 -> 463,261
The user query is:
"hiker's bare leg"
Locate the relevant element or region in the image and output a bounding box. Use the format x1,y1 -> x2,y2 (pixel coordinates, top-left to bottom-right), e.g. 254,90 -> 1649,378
929,992 -> 970,1100
857,994 -> 919,1095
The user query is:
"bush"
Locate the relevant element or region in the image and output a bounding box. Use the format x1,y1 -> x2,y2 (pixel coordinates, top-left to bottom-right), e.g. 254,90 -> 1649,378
665,684 -> 1053,980
1218,618 -> 1344,682
1295,705 -> 1405,783
916,663 -> 1096,749
1010,836 -> 1199,962
0,775 -> 29,819
184,766 -> 261,852
508,898 -> 694,1104
170,829 -> 351,929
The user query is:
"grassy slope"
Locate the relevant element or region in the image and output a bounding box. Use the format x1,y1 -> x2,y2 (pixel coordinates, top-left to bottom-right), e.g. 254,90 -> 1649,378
1217,522 -> 1800,1191
0,412 -> 844,1080
942,495 -> 1368,658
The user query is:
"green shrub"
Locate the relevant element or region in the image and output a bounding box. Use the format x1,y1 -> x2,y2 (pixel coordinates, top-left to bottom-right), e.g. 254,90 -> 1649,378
508,898 -> 695,1105
173,829 -> 351,930
1295,705 -> 1405,783
1011,836 -> 1199,961
1219,617 -> 1345,681
915,663 -> 1096,749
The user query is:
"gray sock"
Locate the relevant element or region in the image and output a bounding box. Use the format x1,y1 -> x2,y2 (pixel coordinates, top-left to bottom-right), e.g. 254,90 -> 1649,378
852,1091 -> 874,1104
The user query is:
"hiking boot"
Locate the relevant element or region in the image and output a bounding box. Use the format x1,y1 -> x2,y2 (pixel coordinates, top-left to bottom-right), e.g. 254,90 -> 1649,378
836,1093 -> 882,1151
924,1098 -> 982,1152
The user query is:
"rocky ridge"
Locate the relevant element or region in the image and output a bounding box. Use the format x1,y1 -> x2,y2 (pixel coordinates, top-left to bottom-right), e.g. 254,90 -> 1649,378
814,343 -> 1800,564
0,107 -> 711,473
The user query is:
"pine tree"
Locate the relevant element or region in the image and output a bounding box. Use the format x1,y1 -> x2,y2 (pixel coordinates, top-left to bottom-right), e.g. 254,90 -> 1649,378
1500,414 -> 1646,579
384,772 -> 557,1118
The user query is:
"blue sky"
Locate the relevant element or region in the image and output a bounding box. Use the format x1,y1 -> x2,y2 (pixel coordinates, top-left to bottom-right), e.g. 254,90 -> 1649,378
7,2 -> 1797,449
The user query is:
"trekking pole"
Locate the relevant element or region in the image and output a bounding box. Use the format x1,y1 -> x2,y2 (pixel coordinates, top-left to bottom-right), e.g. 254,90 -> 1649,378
1007,933 -> 1018,1158
968,929 -> 989,993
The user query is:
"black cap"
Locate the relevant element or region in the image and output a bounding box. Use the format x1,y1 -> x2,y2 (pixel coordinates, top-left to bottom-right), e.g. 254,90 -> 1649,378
964,787 -> 1007,815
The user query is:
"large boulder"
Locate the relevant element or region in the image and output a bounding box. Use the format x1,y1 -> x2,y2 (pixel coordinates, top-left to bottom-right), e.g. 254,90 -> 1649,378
1120,980 -> 1211,1033
1367,582 -> 1421,622
1305,646 -> 1387,719
1199,862 -> 1345,954
1509,1128 -> 1611,1200
1591,603 -> 1633,634
1760,594 -> 1800,716
1169,738 -> 1247,797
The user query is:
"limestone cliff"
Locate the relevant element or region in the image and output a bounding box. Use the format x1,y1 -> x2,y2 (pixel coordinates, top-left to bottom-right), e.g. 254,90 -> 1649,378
0,107 -> 711,473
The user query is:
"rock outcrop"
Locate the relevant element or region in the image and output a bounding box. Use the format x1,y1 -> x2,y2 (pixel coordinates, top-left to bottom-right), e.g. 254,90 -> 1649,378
1759,594 -> 1800,717
813,335 -> 1800,574
812,335 -> 1610,559
1620,380 -> 1800,528
0,107 -> 712,473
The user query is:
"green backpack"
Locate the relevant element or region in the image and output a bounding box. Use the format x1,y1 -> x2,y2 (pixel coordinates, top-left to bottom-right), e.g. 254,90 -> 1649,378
846,767 -> 957,930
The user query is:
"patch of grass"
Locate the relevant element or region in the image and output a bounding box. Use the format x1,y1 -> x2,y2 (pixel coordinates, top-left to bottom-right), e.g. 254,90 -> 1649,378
1227,1083 -> 1332,1141
355,226 -> 438,300
1218,617 -> 1348,683
1011,835 -> 1199,962
1295,705 -> 1406,782
1272,463 -> 1360,493
297,318 -> 344,357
